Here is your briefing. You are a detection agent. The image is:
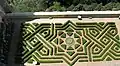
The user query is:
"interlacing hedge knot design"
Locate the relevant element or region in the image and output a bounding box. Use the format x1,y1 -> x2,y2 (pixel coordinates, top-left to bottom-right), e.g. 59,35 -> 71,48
21,21 -> 120,66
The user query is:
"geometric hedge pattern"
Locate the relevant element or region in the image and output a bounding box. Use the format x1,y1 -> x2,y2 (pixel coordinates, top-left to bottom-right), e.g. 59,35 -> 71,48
21,20 -> 120,66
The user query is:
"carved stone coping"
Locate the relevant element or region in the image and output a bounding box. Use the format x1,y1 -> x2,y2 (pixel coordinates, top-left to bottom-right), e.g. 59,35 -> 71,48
6,11 -> 120,18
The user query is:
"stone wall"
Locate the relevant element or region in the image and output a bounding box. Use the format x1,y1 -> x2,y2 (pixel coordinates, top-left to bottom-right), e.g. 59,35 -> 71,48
0,1 -> 120,65
4,11 -> 120,66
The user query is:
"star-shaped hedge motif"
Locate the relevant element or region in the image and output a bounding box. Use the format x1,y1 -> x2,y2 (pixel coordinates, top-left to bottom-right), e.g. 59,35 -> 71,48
53,26 -> 84,56
58,31 -> 81,50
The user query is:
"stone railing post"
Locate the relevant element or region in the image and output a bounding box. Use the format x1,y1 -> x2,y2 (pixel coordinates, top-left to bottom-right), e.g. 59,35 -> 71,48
0,5 -> 6,66
0,0 -> 12,65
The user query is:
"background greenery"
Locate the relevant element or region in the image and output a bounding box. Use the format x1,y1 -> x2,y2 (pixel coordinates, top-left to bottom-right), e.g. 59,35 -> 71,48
8,0 -> 120,12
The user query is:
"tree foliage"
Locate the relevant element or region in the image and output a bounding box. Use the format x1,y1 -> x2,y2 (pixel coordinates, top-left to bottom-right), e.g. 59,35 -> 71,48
9,0 -> 48,12
8,0 -> 120,12
46,2 -> 65,11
